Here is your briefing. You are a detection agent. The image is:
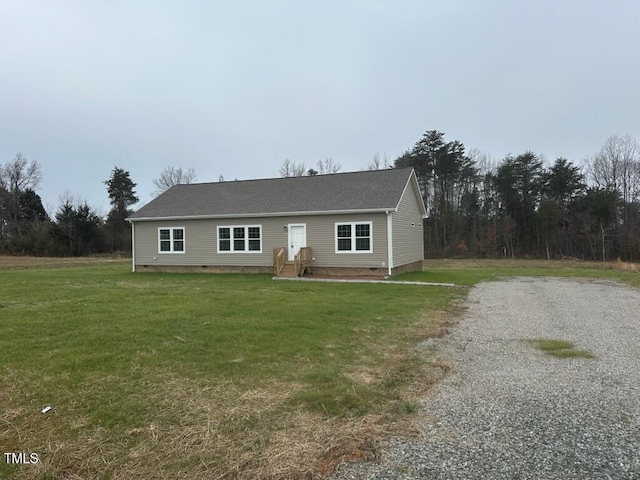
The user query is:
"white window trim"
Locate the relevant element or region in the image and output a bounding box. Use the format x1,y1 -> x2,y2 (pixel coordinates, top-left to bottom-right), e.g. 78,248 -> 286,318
335,221 -> 373,254
217,225 -> 263,253
158,227 -> 185,254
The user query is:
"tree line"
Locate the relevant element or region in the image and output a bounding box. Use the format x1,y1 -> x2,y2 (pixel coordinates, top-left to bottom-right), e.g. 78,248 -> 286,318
0,157 -> 138,256
394,130 -> 640,261
3,131 -> 639,261
0,162 -> 201,256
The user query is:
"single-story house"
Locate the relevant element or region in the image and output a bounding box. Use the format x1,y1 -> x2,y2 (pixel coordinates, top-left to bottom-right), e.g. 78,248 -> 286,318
127,167 -> 427,277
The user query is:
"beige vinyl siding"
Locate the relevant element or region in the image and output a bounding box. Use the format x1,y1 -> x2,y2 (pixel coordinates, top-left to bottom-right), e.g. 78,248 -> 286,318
392,179 -> 425,267
133,213 -> 389,269
313,213 -> 387,267
134,219 -> 223,267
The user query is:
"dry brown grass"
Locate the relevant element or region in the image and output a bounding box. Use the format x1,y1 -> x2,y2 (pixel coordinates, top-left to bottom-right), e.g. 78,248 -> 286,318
608,258 -> 640,273
0,255 -> 129,270
424,257 -> 640,273
424,257 -> 594,269
2,368 -> 450,480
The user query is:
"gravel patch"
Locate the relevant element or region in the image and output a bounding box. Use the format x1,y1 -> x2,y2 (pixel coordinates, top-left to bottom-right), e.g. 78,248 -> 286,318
332,277 -> 640,479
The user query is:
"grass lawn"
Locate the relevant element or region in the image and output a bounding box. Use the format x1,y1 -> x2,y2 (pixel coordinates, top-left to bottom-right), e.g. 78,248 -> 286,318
0,260 -> 459,479
1,257 -> 638,479
396,258 -> 640,288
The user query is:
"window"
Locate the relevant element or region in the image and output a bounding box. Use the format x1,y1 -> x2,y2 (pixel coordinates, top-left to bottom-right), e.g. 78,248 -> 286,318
337,224 -> 352,251
335,222 -> 372,253
248,227 -> 261,251
233,227 -> 245,251
218,225 -> 262,253
158,227 -> 185,253
218,227 -> 231,251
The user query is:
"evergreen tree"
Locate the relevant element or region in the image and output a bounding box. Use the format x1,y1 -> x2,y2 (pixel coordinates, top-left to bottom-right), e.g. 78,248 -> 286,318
104,167 -> 138,252
494,152 -> 545,255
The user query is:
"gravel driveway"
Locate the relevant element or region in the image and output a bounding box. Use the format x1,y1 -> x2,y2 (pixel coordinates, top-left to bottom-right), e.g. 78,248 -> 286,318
333,277 -> 640,479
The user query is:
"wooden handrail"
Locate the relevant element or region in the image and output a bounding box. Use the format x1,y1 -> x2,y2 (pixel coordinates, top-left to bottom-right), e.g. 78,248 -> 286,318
299,247 -> 311,265
294,252 -> 301,277
293,247 -> 312,276
274,246 -> 311,277
273,247 -> 286,276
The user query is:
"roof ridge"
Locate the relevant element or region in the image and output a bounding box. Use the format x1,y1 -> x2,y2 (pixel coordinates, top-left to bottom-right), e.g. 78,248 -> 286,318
176,166 -> 412,188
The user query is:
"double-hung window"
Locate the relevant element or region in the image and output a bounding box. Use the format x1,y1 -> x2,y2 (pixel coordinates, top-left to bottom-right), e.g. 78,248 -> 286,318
335,222 -> 372,253
158,227 -> 185,253
218,225 -> 262,253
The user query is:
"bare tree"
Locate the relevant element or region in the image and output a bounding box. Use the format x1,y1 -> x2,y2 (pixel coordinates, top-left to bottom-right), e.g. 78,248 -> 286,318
279,159 -> 306,177
468,149 -> 497,176
152,166 -> 197,196
0,153 -> 43,239
316,158 -> 342,174
0,153 -> 42,193
588,135 -> 640,226
589,135 -> 639,197
366,152 -> 392,171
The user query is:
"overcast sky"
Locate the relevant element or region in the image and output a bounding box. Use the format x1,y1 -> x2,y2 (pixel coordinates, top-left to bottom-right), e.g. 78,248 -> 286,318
1,0 -> 639,216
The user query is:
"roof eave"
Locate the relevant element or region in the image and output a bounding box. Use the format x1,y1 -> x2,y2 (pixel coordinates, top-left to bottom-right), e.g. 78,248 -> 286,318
127,208 -> 394,222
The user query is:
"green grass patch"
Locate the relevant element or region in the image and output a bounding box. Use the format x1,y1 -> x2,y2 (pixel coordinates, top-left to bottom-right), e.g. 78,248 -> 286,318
288,369 -> 377,416
397,400 -> 420,415
531,338 -> 574,351
397,258 -> 640,288
528,338 -> 595,358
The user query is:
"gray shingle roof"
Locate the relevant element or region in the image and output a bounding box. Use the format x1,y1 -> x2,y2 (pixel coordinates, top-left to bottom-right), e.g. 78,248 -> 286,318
129,168 -> 418,220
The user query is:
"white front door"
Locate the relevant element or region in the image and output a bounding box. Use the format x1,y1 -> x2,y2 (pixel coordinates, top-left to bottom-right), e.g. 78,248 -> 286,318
288,224 -> 306,261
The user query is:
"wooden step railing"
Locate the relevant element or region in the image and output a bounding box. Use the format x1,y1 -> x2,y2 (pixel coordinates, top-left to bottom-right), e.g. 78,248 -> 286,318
294,247 -> 312,276
273,246 -> 312,277
273,247 -> 286,276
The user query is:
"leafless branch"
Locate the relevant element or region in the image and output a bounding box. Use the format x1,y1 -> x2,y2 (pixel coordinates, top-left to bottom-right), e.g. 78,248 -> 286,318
152,166 -> 197,196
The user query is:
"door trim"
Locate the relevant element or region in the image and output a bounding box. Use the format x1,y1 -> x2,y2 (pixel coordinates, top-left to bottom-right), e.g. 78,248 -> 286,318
287,223 -> 307,261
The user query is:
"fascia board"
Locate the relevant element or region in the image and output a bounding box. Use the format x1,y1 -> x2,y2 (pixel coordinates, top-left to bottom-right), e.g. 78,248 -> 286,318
126,208 -> 393,223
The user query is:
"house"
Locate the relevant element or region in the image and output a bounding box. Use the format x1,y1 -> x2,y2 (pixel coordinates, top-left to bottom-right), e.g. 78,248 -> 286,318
127,167 -> 427,277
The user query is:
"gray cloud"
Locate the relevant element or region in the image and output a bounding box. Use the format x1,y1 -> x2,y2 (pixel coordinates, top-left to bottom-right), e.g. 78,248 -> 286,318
1,0 -> 638,214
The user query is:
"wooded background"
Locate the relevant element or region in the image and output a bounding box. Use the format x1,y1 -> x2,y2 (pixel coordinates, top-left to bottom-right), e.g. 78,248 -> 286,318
2,130 -> 639,261
393,131 -> 639,262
